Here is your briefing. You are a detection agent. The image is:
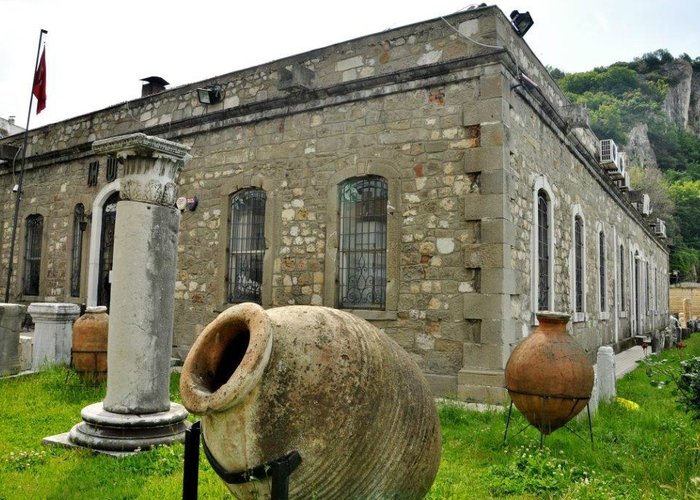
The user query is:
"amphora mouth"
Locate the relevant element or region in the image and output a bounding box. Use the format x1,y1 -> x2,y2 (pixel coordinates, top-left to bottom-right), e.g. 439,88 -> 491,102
180,302 -> 272,414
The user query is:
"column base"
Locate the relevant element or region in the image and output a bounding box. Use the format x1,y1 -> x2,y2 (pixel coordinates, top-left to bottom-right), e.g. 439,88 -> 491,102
63,401 -> 188,452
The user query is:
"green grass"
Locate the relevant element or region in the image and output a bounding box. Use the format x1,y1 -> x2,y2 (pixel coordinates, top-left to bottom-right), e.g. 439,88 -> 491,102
1,335 -> 700,499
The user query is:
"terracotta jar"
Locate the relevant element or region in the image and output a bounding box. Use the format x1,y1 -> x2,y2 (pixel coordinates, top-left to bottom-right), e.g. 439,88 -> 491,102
71,306 -> 109,383
504,312 -> 594,434
180,303 -> 441,499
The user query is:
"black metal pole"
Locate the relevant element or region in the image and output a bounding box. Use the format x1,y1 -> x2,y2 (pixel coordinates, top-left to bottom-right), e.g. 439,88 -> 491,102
182,421 -> 201,500
4,29 -> 47,303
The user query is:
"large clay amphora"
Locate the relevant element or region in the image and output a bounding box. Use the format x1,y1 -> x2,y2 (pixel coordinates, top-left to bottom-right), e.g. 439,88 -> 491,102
71,306 -> 109,383
504,312 -> 593,434
180,303 -> 441,499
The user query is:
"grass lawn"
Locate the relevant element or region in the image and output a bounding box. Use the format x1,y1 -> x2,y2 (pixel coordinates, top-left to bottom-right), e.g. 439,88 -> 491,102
1,334 -> 699,499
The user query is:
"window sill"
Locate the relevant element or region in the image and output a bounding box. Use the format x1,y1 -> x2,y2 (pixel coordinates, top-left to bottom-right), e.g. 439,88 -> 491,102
599,312 -> 609,321
346,309 -> 397,321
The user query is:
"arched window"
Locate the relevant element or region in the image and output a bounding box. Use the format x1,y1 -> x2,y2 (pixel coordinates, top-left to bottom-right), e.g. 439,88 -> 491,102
598,230 -> 606,313
228,189 -> 266,304
619,244 -> 625,312
71,204 -> 86,297
537,189 -> 551,311
574,215 -> 584,313
23,214 -> 44,296
338,176 -> 387,309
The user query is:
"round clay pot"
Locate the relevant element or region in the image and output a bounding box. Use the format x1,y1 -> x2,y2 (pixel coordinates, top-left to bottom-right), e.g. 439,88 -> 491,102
504,311 -> 594,434
180,303 -> 441,499
71,306 -> 109,383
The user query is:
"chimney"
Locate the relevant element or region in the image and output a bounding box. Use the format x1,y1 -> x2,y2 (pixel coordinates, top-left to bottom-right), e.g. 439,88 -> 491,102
140,76 -> 169,97
8,116 -> 15,125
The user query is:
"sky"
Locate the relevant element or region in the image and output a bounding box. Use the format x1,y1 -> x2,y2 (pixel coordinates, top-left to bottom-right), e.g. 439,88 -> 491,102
1,0 -> 699,130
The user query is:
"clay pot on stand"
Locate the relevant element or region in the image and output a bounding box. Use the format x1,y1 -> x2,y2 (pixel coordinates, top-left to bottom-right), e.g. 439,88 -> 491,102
180,303 -> 441,499
505,311 -> 594,435
71,306 -> 109,383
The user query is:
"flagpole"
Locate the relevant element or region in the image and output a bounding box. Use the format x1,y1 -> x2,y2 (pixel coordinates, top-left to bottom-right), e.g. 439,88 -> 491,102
4,29 -> 47,303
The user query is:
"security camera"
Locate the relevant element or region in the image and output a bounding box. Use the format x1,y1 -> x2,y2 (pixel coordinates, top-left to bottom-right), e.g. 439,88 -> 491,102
12,184 -> 19,193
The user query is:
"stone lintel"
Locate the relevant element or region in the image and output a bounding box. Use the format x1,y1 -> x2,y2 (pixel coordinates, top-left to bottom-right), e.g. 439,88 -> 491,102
463,293 -> 510,320
463,146 -> 507,173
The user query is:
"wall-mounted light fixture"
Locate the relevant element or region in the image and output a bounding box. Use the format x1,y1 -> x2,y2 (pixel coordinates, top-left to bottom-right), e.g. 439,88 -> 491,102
196,86 -> 223,105
510,10 -> 534,37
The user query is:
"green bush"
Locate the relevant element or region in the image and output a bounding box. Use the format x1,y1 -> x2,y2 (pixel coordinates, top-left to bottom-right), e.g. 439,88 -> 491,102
678,357 -> 700,419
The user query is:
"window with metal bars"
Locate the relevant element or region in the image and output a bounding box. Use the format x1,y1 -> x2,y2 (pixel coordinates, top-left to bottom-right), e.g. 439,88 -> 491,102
228,189 -> 266,304
70,204 -> 85,297
23,214 -> 43,296
619,244 -> 625,311
599,231 -> 606,311
338,176 -> 387,309
537,189 -> 550,311
574,216 -> 584,313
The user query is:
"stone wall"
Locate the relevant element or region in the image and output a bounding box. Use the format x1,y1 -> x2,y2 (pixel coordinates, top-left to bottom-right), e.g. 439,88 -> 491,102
0,5 -> 669,401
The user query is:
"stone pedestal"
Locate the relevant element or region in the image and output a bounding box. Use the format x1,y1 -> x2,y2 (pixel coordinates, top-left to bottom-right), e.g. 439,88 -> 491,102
596,346 -> 616,402
28,303 -> 80,371
63,133 -> 191,452
0,304 -> 27,376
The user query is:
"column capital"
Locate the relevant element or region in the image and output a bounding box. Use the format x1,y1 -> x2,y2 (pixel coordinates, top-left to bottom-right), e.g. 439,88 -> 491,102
92,133 -> 191,206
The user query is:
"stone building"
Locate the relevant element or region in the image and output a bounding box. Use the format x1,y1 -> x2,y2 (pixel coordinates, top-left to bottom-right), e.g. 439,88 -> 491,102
0,5 -> 669,401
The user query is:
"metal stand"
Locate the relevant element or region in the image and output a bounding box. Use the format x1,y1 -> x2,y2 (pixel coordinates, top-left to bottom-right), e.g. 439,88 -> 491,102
503,399 -> 594,448
182,421 -> 302,500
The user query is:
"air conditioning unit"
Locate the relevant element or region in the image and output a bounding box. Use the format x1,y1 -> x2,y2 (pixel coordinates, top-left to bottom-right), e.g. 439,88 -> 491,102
654,218 -> 667,238
599,139 -> 619,170
610,152 -> 626,180
616,171 -> 630,191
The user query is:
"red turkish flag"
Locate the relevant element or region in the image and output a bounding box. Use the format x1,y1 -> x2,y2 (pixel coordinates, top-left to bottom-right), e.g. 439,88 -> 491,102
33,49 -> 47,114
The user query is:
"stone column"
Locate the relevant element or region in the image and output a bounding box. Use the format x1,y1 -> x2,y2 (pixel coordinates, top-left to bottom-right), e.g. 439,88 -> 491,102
28,303 -> 80,370
0,304 -> 27,376
66,133 -> 191,452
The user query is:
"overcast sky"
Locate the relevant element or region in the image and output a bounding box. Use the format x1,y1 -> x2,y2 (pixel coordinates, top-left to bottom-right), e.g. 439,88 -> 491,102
1,0 -> 698,130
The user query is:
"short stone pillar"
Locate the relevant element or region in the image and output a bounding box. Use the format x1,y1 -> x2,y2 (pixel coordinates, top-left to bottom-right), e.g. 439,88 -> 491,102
0,304 -> 27,376
28,303 -> 80,371
596,346 -> 616,402
66,133 -> 191,452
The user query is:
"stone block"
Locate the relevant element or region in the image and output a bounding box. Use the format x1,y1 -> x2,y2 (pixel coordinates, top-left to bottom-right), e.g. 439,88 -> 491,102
463,293 -> 510,320
596,346 -> 616,402
479,74 -> 507,100
424,373 -> 458,398
463,243 -> 511,270
481,218 -> 515,245
461,341 -> 508,370
462,97 -> 508,127
19,334 -> 32,372
457,383 -> 507,404
457,368 -> 504,387
481,267 -> 517,294
0,304 -> 27,376
28,303 -> 80,371
464,193 -> 507,220
480,169 -> 508,195
480,318 -> 518,345
463,146 -> 507,173
480,122 -> 505,147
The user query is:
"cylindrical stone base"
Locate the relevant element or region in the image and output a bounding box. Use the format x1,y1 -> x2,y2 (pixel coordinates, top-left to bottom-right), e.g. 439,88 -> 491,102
0,304 -> 27,376
103,201 -> 179,414
68,402 -> 188,452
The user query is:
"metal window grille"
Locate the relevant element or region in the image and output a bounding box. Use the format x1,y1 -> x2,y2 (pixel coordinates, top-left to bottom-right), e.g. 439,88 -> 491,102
537,190 -> 550,311
228,189 -> 266,304
574,217 -> 584,313
87,161 -> 99,187
599,232 -> 606,311
619,245 -> 625,311
98,193 -> 119,308
23,214 -> 43,295
338,177 -> 387,309
70,204 -> 85,297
